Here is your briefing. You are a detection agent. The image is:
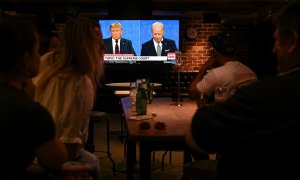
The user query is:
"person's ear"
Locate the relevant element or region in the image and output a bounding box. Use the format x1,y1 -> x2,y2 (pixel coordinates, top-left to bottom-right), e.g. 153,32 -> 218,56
22,52 -> 32,70
20,52 -> 35,78
288,31 -> 299,53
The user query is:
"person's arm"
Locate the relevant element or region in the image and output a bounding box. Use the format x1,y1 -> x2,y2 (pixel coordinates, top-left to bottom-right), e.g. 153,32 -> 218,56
36,138 -> 68,171
188,56 -> 216,98
29,104 -> 68,171
61,76 -> 94,161
77,77 -> 95,145
185,126 -> 208,153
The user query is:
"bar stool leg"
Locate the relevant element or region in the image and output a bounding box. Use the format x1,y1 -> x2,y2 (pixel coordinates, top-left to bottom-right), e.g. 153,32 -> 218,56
88,111 -> 116,177
105,117 -> 116,177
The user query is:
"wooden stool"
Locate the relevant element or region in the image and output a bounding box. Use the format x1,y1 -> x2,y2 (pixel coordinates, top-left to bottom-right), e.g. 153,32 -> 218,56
59,161 -> 98,180
85,111 -> 116,176
27,161 -> 98,180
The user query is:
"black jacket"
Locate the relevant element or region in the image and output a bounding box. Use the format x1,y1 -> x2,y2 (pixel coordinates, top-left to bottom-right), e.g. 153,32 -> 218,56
141,38 -> 178,56
103,37 -> 136,55
191,68 -> 300,180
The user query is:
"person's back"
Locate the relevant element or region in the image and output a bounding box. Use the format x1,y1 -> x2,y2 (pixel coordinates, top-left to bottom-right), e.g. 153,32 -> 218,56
199,61 -> 257,95
188,67 -> 300,180
0,16 -> 67,179
0,82 -> 56,179
186,1 -> 300,179
34,17 -> 104,179
189,33 -> 257,99
214,72 -> 300,180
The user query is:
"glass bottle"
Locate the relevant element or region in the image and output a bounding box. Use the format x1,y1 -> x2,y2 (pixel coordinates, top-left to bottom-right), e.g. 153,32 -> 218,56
130,82 -> 137,112
136,83 -> 147,115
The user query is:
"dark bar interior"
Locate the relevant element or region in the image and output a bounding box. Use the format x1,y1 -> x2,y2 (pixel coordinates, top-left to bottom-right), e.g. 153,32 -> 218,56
0,1 -> 295,179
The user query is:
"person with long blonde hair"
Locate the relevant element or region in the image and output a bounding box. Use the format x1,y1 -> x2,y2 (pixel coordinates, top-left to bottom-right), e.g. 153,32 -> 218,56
34,17 -> 104,179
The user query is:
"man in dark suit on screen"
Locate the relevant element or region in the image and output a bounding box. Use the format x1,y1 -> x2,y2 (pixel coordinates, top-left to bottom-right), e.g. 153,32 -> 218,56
103,22 -> 136,55
141,21 -> 178,56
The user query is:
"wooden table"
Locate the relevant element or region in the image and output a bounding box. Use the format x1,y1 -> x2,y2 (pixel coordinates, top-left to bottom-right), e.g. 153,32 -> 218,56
121,97 -> 197,180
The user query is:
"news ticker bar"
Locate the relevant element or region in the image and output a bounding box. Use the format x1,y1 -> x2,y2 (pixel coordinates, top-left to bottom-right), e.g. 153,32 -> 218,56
104,56 -> 169,61
103,52 -> 180,64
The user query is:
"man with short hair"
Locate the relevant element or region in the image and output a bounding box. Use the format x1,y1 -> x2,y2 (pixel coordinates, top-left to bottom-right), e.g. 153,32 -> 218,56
141,21 -> 178,56
186,1 -> 300,179
103,22 -> 136,55
189,33 -> 257,99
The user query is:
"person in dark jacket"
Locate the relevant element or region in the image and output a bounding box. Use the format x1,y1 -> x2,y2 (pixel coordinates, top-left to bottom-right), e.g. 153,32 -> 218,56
103,21 -> 136,55
0,16 -> 67,180
185,1 -> 300,180
141,21 -> 178,56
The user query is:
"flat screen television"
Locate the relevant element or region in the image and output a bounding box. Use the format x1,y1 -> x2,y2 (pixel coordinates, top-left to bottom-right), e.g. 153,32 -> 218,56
99,19 -> 180,64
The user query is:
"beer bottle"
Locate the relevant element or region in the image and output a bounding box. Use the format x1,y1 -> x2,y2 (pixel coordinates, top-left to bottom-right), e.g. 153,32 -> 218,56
136,83 -> 147,115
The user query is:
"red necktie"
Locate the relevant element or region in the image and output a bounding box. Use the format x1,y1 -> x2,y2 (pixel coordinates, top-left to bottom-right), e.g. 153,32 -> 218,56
115,40 -> 119,54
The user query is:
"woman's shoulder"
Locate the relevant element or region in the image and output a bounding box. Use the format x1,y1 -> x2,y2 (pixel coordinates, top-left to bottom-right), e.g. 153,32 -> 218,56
43,73 -> 92,91
39,51 -> 59,71
40,51 -> 58,61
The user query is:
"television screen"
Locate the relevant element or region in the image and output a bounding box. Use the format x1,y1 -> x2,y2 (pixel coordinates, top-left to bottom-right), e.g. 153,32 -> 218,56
99,19 -> 180,64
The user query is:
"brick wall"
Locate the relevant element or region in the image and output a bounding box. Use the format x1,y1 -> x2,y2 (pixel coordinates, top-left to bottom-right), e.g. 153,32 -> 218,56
178,12 -> 276,78
179,15 -> 221,72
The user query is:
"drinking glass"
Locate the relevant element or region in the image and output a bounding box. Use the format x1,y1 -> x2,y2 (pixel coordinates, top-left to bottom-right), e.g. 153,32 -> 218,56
130,82 -> 137,111
214,85 -> 230,103
196,93 -> 208,109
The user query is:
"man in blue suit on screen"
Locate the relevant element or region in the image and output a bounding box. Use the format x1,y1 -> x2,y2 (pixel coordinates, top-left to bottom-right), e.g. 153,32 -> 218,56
141,21 -> 178,56
103,22 -> 136,55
